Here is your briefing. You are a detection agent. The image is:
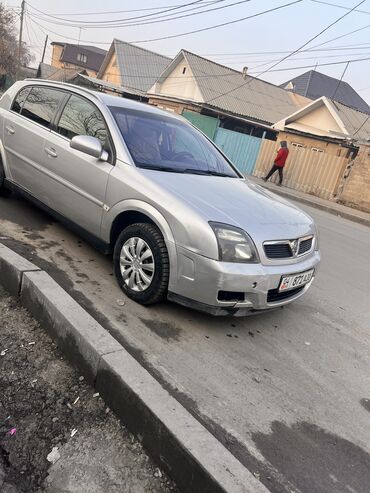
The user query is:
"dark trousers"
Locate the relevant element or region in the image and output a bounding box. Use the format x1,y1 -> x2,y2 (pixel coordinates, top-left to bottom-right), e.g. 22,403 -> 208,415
265,164 -> 283,184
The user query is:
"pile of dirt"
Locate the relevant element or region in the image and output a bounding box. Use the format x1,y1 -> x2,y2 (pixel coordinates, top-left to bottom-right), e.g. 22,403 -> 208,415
0,286 -> 177,492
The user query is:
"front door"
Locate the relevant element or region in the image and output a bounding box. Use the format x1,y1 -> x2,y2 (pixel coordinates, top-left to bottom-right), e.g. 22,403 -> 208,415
42,94 -> 113,238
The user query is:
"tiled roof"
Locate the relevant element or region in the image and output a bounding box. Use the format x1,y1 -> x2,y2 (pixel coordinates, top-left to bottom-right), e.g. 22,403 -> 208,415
333,100 -> 370,143
280,70 -> 370,115
154,50 -> 309,125
99,39 -> 171,93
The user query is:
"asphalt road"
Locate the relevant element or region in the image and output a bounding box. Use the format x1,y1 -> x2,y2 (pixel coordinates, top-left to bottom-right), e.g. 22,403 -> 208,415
1,191 -> 370,493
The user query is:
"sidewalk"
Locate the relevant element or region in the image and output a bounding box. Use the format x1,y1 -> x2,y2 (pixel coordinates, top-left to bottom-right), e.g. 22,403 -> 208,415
248,176 -> 370,228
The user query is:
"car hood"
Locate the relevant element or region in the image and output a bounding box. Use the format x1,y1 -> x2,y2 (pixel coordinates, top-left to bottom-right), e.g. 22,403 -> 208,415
142,171 -> 314,239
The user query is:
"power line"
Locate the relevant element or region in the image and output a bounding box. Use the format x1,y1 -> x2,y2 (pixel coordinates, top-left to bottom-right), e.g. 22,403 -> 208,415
248,56 -> 370,73
27,1 -> 253,30
310,0 -> 370,15
331,61 -> 349,100
129,0 -> 303,43
206,0 -> 366,103
26,1 -> 219,17
26,0 -> 303,45
26,0 -> 210,25
308,24 -> 370,50
352,115 -> 370,137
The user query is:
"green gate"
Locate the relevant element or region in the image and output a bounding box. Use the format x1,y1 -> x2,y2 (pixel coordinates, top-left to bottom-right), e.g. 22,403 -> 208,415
182,110 -> 219,140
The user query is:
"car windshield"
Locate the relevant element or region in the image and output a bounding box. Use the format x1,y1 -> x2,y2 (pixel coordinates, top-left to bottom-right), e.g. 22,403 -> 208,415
109,106 -> 239,178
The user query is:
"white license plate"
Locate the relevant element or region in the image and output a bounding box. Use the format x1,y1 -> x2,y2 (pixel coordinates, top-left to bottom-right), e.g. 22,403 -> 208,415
279,269 -> 314,292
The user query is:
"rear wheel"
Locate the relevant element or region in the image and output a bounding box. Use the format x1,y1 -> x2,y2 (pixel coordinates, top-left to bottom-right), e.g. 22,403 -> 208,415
113,222 -> 169,305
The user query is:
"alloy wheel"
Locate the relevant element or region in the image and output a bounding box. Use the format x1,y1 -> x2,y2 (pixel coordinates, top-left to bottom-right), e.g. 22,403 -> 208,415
119,237 -> 155,292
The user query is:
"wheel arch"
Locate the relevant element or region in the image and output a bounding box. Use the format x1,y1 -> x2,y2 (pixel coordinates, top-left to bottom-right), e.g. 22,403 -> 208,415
104,200 -> 177,290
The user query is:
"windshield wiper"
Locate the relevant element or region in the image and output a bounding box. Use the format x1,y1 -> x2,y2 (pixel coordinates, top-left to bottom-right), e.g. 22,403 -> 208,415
183,169 -> 234,177
138,164 -> 184,173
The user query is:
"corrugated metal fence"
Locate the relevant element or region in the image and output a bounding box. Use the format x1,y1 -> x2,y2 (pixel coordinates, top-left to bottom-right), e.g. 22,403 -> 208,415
214,128 -> 262,175
253,140 -> 348,200
182,111 -> 219,140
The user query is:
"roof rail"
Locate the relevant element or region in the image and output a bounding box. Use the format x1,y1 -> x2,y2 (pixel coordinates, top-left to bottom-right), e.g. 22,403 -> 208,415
23,78 -> 103,102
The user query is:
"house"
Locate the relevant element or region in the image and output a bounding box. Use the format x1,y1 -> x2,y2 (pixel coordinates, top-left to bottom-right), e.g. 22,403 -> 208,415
36,63 -> 88,83
97,39 -> 171,94
50,42 -> 107,77
281,70 -> 370,114
273,96 -> 370,157
148,49 -> 310,139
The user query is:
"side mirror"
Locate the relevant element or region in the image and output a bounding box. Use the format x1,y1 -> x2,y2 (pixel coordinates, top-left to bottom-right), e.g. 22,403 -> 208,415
70,135 -> 108,162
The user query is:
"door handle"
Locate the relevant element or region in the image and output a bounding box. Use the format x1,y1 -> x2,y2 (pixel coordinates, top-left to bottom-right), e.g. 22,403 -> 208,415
45,147 -> 58,158
5,125 -> 15,135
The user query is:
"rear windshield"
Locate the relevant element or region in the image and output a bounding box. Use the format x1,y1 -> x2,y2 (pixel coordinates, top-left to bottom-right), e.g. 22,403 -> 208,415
109,106 -> 239,178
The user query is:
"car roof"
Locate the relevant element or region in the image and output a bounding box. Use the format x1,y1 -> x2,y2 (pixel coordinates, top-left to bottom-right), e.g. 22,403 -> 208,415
22,79 -> 183,121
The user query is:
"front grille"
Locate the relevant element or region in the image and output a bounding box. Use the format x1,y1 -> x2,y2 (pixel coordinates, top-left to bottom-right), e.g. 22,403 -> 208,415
264,236 -> 314,260
267,285 -> 305,303
264,243 -> 293,259
298,237 -> 313,255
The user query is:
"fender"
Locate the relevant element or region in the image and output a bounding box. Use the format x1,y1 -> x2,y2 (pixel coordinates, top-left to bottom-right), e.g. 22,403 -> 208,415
102,199 -> 178,290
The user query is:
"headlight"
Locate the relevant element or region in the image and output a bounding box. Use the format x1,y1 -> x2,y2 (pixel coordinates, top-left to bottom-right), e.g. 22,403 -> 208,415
209,222 -> 260,263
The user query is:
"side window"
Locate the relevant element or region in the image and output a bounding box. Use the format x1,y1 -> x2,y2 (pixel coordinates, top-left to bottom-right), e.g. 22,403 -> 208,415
21,87 -> 65,128
56,95 -> 108,147
11,87 -> 30,114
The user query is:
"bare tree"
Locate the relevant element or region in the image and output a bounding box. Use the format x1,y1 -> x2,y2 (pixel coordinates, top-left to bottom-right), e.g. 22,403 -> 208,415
0,3 -> 33,79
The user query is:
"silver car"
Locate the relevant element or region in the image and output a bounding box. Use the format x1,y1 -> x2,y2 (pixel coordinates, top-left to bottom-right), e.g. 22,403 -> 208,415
0,80 -> 320,316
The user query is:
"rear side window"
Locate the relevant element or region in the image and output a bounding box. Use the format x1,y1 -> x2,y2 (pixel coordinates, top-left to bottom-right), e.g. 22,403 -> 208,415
56,95 -> 108,146
11,87 -> 30,114
21,87 -> 65,128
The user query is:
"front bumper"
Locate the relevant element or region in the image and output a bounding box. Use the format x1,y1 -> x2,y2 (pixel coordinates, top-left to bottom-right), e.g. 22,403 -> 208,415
168,246 -> 321,316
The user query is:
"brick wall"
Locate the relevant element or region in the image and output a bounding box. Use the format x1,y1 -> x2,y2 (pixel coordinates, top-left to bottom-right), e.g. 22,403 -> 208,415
337,145 -> 370,213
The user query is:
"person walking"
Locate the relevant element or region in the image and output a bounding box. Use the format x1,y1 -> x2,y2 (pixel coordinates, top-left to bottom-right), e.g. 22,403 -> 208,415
263,141 -> 289,186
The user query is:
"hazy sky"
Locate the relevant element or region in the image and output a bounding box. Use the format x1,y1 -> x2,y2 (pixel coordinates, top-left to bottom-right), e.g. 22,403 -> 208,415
9,0 -> 370,104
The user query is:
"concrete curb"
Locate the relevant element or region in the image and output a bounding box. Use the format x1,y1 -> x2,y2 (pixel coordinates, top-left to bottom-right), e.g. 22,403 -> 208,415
0,243 -> 269,493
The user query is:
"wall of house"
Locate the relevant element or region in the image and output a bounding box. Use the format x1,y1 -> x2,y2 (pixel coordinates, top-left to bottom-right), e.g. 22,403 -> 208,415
278,131 -> 350,157
59,62 -> 97,77
51,45 -> 97,77
148,96 -> 199,115
156,61 -> 203,101
51,45 -> 64,68
101,53 -> 121,85
337,145 -> 370,213
293,105 -> 344,134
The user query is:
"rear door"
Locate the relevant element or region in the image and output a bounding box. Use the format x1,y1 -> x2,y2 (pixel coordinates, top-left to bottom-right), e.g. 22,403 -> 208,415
3,85 -> 66,205
42,94 -> 114,237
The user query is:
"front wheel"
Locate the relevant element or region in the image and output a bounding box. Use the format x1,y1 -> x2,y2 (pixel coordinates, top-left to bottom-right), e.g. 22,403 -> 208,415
113,223 -> 169,305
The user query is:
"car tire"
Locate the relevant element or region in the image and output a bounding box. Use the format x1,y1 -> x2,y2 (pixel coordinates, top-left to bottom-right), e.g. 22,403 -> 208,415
113,222 -> 169,305
0,160 -> 10,197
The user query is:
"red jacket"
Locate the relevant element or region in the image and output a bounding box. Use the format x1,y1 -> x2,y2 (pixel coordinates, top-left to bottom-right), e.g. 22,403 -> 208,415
274,147 -> 289,167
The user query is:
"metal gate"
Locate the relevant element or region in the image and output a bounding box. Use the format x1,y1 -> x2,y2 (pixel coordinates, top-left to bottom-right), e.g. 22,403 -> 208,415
182,111 -> 219,140
214,127 -> 262,175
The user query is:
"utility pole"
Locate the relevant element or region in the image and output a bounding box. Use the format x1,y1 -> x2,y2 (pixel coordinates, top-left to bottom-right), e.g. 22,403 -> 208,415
41,34 -> 48,64
17,0 -> 25,81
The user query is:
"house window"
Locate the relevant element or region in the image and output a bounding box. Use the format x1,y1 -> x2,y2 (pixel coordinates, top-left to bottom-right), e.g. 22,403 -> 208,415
311,147 -> 324,153
291,142 -> 304,148
77,53 -> 88,64
182,67 -> 186,74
